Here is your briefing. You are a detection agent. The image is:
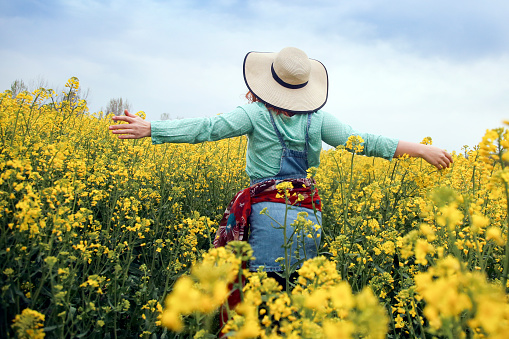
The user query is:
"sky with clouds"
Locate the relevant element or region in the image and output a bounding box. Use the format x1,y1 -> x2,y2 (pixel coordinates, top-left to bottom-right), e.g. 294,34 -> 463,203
1,0 -> 509,153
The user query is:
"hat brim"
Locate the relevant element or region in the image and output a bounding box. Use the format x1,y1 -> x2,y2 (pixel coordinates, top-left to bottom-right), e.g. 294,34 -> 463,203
243,51 -> 328,114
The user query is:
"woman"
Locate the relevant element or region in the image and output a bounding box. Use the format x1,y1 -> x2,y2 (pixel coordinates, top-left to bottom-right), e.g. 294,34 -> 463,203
109,47 -> 452,282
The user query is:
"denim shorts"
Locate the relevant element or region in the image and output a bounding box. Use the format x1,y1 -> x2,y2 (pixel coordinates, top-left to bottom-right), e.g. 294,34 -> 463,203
248,201 -> 322,272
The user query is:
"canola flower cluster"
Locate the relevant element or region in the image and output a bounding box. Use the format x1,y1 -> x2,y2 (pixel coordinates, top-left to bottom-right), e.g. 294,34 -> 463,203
2,78 -> 509,338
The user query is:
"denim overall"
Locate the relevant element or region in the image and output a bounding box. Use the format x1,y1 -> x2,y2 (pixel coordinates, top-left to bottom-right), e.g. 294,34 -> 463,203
248,112 -> 322,272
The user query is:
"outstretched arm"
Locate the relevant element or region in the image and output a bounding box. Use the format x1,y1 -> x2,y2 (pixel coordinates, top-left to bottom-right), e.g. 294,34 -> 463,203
109,110 -> 151,139
394,140 -> 453,170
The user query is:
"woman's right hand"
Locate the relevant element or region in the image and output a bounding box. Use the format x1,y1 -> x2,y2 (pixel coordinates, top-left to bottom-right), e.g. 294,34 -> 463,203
394,140 -> 453,170
420,145 -> 453,170
109,110 -> 151,139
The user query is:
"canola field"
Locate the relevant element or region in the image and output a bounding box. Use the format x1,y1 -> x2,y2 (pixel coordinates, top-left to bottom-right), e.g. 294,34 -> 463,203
1,78 -> 509,338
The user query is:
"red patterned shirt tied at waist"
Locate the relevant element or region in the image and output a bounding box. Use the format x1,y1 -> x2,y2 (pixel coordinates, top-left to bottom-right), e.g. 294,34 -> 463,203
213,177 -> 321,248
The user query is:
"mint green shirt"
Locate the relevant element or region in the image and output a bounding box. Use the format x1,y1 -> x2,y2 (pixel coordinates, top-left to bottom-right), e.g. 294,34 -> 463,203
151,102 -> 398,181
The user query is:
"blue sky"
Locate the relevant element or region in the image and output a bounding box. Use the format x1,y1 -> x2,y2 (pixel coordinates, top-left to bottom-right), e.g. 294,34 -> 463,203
1,0 -> 509,152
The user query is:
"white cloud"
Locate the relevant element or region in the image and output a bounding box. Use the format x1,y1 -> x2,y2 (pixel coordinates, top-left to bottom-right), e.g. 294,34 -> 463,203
324,41 -> 509,151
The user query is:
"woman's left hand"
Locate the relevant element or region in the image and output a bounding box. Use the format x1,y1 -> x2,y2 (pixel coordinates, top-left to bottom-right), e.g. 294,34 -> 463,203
109,110 -> 151,139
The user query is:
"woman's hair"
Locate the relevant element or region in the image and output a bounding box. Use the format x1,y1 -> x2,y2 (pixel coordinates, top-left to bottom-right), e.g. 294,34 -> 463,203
245,91 -> 294,117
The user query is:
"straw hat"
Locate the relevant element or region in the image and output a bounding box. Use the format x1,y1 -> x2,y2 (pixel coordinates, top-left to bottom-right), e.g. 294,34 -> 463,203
243,47 -> 328,114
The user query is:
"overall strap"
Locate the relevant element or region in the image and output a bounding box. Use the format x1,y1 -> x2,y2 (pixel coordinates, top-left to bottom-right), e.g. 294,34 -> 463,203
268,112 -> 312,151
304,112 -> 311,153
268,111 -> 288,150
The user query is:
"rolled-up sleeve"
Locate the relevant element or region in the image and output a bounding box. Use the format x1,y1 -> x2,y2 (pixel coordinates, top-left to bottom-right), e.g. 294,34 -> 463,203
151,107 -> 254,144
321,111 -> 399,160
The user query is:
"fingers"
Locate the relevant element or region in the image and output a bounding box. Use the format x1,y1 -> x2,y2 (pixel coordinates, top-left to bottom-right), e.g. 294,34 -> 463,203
109,111 -> 138,132
116,133 -> 136,139
109,126 -> 134,134
436,161 -> 447,170
435,150 -> 453,170
111,110 -> 138,122
108,123 -> 131,133
108,110 -> 151,139
109,124 -> 128,130
445,151 -> 453,163
108,115 -> 136,137
442,150 -> 453,167
421,146 -> 453,170
111,115 -> 136,123
110,127 -> 138,139
109,124 -> 142,138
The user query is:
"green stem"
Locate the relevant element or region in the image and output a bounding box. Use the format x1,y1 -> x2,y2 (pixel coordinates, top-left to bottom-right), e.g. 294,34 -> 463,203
10,98 -> 25,148
283,195 -> 290,292
343,153 -> 355,224
403,304 -> 417,338
501,180 -> 509,291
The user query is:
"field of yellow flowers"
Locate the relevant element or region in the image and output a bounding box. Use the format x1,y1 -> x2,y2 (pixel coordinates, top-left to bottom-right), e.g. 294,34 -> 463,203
1,78 -> 509,338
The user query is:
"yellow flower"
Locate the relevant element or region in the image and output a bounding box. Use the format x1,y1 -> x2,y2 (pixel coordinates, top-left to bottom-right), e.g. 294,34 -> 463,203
234,303 -> 262,338
413,255 -> 509,336
12,308 -> 45,339
304,288 -> 329,310
486,227 -> 505,246
420,136 -> 433,145
381,241 -> 395,255
414,239 -> 434,266
437,203 -> 463,231
329,282 -> 354,316
44,256 -> 57,268
345,135 -> 365,154
470,214 -> 489,233
161,243 -> 244,331
419,223 -> 436,241
323,319 -> 354,338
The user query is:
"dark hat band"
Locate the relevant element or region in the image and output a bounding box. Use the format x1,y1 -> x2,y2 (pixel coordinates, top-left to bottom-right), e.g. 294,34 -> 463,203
271,63 -> 308,89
